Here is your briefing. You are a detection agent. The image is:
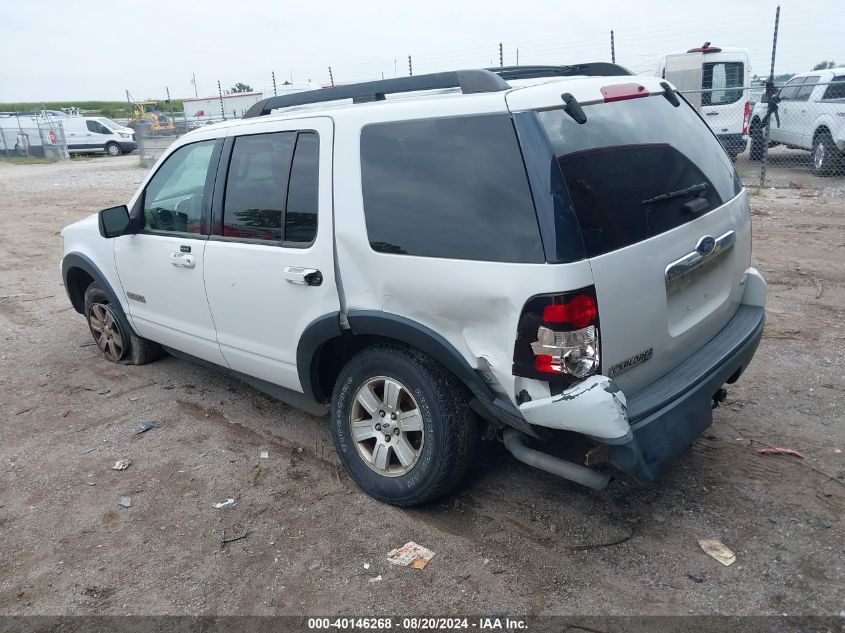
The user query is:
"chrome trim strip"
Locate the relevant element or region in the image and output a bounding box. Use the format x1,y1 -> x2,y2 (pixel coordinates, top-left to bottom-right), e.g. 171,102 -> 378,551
665,230 -> 736,282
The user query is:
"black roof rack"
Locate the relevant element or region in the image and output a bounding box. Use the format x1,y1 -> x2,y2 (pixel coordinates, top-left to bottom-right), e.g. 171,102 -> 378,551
243,69 -> 510,118
490,63 -> 633,81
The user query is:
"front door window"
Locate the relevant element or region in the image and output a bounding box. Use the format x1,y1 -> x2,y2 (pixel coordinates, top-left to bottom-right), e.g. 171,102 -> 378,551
142,140 -> 216,234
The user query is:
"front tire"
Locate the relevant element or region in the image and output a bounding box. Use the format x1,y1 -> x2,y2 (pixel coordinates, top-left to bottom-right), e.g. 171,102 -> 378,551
330,345 -> 476,506
812,130 -> 842,176
105,142 -> 122,157
84,282 -> 160,365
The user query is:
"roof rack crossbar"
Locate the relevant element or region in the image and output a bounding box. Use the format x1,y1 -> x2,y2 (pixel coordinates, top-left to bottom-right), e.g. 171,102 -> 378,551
490,63 -> 633,81
243,70 -> 510,118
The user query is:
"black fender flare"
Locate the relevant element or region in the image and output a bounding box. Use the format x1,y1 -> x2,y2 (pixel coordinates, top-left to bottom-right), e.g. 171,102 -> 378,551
61,252 -> 123,314
295,310 -> 537,436
297,310 -> 494,402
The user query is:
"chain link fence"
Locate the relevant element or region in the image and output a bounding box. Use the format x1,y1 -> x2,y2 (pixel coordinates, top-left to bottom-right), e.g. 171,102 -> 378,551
676,77 -> 845,190
133,110 -> 225,165
0,116 -> 69,161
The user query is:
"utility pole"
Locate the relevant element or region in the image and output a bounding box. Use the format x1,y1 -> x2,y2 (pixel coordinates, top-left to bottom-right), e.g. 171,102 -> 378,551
328,66 -> 334,86
218,80 -> 224,120
394,59 -> 397,77
272,71 -> 277,95
516,48 -> 519,66
408,55 -> 413,77
760,5 -> 781,188
191,72 -> 198,98
610,30 -> 616,63
499,42 -> 503,67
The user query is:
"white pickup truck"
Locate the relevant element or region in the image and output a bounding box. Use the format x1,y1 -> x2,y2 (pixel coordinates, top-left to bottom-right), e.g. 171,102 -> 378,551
749,67 -> 845,175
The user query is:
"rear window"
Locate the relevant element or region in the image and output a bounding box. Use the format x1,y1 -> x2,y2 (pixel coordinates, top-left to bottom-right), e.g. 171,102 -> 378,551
360,114 -> 545,263
538,95 -> 741,258
822,76 -> 845,100
702,62 -> 744,105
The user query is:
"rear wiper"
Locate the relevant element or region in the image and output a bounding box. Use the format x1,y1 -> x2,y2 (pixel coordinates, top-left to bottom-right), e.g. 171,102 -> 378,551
642,182 -> 708,205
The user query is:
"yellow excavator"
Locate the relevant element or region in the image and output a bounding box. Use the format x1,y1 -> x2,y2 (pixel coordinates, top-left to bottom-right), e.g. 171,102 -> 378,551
128,101 -> 175,136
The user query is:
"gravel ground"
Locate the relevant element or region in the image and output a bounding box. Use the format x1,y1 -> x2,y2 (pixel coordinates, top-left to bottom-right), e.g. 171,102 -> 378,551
0,156 -> 843,617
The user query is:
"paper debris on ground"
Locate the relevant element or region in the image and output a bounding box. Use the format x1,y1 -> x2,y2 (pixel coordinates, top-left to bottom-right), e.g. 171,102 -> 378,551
387,542 -> 435,569
118,496 -> 131,508
260,451 -> 269,459
112,459 -> 131,471
135,421 -> 158,435
698,539 -> 736,566
213,498 -> 236,509
368,575 -> 383,583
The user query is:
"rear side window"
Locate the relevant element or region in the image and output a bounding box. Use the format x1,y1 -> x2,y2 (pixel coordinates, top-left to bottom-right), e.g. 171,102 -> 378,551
702,62 -> 744,105
538,95 -> 741,258
360,114 -> 544,263
822,76 -> 845,100
223,132 -> 295,241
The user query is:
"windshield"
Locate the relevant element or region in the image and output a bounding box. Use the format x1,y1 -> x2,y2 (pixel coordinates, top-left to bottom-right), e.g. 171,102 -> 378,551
538,94 -> 741,258
97,117 -> 123,131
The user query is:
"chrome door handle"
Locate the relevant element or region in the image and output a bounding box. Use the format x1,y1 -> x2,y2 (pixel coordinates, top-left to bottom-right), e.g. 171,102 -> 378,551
284,266 -> 322,286
170,253 -> 195,269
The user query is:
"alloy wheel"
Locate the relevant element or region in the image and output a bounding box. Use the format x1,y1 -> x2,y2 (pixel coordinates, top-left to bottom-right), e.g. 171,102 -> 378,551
87,303 -> 125,361
349,376 -> 425,477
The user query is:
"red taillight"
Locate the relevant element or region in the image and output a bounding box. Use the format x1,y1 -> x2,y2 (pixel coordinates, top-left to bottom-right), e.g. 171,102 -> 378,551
742,101 -> 751,135
601,83 -> 649,103
513,288 -> 601,383
542,294 -> 597,329
534,355 -> 557,373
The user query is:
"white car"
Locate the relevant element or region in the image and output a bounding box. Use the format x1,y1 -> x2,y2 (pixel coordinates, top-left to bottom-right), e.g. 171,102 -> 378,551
750,68 -> 845,174
61,66 -> 766,506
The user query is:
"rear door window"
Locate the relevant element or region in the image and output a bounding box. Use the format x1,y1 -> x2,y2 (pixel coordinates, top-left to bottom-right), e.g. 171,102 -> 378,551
360,114 -> 544,263
223,132 -> 295,241
538,95 -> 741,258
702,62 -> 744,105
284,132 -> 319,243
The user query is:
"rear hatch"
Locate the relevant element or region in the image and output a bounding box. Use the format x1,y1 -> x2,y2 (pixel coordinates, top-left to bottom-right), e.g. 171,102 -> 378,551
507,77 -> 751,394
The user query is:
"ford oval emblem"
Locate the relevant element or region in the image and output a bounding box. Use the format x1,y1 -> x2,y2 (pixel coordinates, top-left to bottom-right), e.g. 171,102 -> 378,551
696,235 -> 716,256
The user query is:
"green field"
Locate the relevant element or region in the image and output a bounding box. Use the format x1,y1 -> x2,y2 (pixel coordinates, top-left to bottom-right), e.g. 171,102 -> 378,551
0,100 -> 184,118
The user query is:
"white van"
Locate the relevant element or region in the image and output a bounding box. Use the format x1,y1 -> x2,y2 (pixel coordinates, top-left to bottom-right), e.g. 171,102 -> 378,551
62,117 -> 137,156
651,44 -> 751,159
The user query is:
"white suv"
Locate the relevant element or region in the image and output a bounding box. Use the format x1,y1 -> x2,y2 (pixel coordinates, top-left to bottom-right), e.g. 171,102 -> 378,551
750,68 -> 845,174
61,65 -> 767,506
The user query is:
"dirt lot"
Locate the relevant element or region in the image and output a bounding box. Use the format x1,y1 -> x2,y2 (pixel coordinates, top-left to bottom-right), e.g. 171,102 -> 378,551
0,156 -> 843,617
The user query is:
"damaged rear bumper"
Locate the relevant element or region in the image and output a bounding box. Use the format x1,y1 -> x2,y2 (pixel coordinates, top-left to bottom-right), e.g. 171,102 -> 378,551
517,304 -> 765,484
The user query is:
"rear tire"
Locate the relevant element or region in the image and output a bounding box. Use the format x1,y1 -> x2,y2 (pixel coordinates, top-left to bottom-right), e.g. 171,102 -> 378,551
330,344 -> 477,506
811,130 -> 842,176
84,282 -> 160,365
105,142 -> 122,157
749,120 -> 765,161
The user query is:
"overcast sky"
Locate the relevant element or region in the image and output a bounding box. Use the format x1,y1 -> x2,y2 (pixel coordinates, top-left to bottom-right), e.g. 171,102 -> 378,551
0,0 -> 841,102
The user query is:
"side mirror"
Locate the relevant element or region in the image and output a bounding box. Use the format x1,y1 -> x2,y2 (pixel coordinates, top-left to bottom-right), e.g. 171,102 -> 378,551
98,205 -> 131,238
